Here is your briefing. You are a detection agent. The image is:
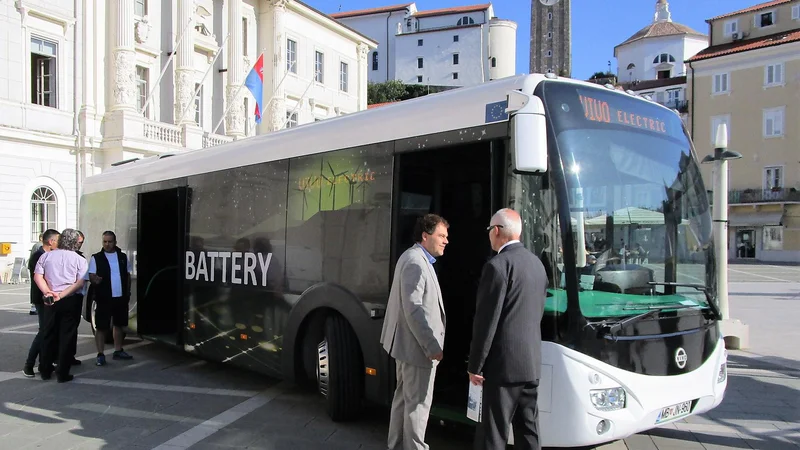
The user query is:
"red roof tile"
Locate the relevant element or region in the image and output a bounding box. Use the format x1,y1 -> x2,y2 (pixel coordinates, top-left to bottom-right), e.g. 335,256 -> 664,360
413,3 -> 491,18
707,0 -> 793,22
330,3 -> 412,19
615,21 -> 706,50
367,101 -> 400,109
686,29 -> 800,62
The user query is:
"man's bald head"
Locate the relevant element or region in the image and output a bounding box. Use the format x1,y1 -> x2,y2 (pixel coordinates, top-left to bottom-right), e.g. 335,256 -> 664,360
487,208 -> 522,251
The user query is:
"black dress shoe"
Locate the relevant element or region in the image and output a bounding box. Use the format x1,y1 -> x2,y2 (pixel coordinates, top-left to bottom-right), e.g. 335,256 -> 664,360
40,372 -> 52,380
57,374 -> 74,383
71,359 -> 81,366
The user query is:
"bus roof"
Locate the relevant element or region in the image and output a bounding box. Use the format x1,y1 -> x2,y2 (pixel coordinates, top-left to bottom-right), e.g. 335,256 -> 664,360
81,74 -> 659,195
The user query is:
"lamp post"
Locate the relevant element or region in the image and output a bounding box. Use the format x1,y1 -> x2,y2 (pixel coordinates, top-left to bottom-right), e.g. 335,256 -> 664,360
701,123 -> 748,349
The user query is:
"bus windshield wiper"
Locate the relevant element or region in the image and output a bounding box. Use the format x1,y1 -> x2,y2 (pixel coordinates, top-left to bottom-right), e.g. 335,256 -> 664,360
599,304 -> 698,339
647,281 -> 722,320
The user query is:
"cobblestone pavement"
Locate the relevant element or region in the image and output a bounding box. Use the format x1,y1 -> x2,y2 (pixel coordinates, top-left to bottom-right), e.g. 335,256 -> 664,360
0,264 -> 796,449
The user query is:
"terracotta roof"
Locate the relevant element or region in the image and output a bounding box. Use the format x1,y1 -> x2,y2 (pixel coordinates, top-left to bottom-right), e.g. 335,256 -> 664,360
686,29 -> 800,62
615,21 -> 706,50
413,3 -> 491,18
367,101 -> 400,109
330,3 -> 412,19
707,0 -> 793,22
619,76 -> 687,92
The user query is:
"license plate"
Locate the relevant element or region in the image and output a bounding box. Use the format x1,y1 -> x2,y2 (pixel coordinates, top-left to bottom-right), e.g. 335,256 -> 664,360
655,400 -> 692,424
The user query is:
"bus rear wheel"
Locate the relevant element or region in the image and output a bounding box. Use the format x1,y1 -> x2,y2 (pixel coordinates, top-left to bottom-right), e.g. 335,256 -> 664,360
316,314 -> 363,421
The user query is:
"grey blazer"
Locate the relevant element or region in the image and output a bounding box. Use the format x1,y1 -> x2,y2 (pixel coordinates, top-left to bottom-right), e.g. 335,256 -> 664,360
380,245 -> 446,368
467,242 -> 548,383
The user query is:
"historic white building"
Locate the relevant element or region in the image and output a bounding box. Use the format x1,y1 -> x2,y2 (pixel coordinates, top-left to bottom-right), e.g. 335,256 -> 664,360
0,0 -> 375,271
613,0 -> 707,118
332,2 -> 516,87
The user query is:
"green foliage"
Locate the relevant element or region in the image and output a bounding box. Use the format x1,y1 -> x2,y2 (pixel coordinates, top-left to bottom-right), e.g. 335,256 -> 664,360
367,80 -> 458,105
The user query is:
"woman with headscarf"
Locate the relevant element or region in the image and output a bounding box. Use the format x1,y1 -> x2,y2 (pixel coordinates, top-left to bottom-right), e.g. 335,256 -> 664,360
33,228 -> 88,383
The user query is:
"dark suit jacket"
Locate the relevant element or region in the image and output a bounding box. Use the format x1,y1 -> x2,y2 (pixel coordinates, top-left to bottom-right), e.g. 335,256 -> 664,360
467,242 -> 548,383
28,247 -> 45,305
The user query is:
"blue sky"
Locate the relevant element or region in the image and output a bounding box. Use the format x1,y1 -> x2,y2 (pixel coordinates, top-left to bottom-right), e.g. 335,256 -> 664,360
306,0 -> 761,80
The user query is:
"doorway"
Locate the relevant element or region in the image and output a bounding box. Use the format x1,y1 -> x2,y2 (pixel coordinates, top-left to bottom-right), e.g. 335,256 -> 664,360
735,229 -> 756,258
136,187 -> 188,344
392,141 -> 499,410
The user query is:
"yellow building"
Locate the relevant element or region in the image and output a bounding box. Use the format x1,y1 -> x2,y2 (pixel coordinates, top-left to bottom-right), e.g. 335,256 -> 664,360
687,0 -> 800,262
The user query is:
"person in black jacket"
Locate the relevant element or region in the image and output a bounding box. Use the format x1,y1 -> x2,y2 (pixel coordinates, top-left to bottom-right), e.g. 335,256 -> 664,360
22,229 -> 60,377
86,231 -> 133,366
468,208 -> 548,450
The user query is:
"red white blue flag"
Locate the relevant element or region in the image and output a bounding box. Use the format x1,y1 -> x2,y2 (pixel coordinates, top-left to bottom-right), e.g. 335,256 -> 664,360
244,54 -> 264,124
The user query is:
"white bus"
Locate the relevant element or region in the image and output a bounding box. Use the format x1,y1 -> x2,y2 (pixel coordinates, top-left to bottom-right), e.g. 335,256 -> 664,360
80,73 -> 727,447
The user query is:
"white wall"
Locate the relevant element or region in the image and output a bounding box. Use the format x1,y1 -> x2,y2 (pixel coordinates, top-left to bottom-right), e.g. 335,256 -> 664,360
395,26 -> 485,87
415,10 -> 488,30
616,35 -> 708,83
337,12 -> 408,83
489,19 -> 516,81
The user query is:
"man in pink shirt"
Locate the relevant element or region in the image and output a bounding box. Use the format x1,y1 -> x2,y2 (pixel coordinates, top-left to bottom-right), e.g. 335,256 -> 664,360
34,228 -> 87,383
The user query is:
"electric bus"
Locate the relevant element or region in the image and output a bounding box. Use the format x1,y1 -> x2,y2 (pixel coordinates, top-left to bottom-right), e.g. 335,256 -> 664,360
79,73 -> 727,447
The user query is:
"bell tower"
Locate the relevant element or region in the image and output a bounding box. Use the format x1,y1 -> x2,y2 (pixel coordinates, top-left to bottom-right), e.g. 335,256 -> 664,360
530,0 -> 571,76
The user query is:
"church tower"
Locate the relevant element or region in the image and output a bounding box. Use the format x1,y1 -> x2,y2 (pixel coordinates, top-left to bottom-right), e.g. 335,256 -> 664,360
530,0 -> 571,76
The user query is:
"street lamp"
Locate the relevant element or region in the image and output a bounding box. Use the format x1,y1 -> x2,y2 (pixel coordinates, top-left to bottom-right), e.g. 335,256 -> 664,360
701,123 -> 748,349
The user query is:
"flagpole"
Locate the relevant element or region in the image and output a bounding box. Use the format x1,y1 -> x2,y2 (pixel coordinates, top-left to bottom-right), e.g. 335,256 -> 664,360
179,33 -> 230,125
212,48 -> 266,136
141,17 -> 193,117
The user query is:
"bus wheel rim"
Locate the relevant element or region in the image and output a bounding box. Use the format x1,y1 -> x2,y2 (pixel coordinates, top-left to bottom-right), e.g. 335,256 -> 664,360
317,338 -> 329,397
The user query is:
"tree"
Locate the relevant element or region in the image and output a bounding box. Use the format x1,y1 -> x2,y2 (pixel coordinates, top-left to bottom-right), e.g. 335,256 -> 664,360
367,80 -> 406,104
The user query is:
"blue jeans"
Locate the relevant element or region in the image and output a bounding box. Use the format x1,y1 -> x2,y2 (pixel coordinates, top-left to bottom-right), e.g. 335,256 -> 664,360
25,304 -> 47,368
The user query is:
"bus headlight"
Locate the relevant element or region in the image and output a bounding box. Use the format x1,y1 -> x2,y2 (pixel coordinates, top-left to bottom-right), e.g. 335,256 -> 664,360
717,363 -> 727,383
590,387 -> 626,411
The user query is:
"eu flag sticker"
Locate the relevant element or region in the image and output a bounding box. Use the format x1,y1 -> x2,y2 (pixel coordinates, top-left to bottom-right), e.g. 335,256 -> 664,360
485,100 -> 509,123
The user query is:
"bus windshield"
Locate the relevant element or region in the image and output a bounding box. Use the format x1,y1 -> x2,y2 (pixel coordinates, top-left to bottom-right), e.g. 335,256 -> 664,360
538,81 -> 715,318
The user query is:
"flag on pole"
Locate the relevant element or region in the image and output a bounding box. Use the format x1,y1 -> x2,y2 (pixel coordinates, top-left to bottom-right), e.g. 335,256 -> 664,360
244,54 -> 264,124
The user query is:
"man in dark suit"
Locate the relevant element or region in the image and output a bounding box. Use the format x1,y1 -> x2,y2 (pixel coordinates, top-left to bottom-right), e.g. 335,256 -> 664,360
467,208 -> 548,450
22,229 -> 59,377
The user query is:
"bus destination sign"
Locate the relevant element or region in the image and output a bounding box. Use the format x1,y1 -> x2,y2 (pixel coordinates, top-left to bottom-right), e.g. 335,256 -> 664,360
578,91 -> 667,134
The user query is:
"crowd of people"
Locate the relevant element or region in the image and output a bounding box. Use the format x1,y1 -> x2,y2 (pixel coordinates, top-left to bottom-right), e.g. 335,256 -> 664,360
23,229 -> 134,383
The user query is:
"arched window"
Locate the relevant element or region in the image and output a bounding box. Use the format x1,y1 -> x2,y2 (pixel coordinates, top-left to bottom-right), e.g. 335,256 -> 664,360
652,53 -> 676,64
456,16 -> 475,26
491,57 -> 496,68
372,51 -> 378,71
31,186 -> 57,242
626,63 -> 636,70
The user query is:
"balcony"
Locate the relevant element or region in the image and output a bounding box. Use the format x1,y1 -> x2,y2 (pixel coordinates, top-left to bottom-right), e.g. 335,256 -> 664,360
658,99 -> 689,113
728,188 -> 800,204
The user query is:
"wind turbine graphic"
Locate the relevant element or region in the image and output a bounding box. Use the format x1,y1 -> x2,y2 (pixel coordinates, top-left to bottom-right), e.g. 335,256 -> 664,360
321,161 -> 347,210
344,164 -> 362,203
357,166 -> 373,204
293,176 -> 318,221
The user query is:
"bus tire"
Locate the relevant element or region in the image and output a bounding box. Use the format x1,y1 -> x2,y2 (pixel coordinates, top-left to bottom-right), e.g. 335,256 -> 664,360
317,314 -> 363,421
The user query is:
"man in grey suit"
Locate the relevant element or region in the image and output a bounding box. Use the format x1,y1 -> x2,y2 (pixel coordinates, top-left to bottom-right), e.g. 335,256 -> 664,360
468,208 -> 547,450
381,214 -> 449,450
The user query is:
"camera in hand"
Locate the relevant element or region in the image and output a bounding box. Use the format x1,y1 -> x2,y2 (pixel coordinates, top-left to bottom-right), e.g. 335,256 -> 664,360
43,294 -> 55,306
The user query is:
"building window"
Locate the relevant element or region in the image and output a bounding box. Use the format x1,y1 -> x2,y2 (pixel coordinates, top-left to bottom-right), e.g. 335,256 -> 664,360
453,72 -> 458,80
286,111 -> 298,128
547,12 -> 553,20
652,53 -> 676,64
667,88 -> 681,104
756,11 -> 774,27
456,16 -> 475,26
194,83 -> 202,126
491,57 -> 496,68
793,5 -> 800,20
712,73 -> 729,94
417,75 -> 423,83
763,107 -> 784,137
764,63 -> 783,86
724,19 -> 738,36
134,0 -> 147,17
547,32 -> 552,39
710,115 -> 730,146
657,69 -> 671,79
546,50 -> 552,57
315,51 -> 324,83
287,39 -> 297,73
31,187 -> 57,242
453,54 -> 459,65
339,61 -> 348,92
135,66 -> 149,116
763,226 -> 783,251
764,166 -> 783,190
418,39 -> 423,46
453,35 -> 459,42
242,17 -> 248,57
417,57 -> 423,69
30,37 -> 57,108
372,51 -> 378,71
626,63 -> 635,70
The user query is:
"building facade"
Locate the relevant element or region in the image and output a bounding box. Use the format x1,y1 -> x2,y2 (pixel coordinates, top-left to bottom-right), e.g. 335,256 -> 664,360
332,2 -> 516,88
0,0 -> 375,270
687,0 -> 800,262
613,0 -> 708,125
530,0 -> 570,76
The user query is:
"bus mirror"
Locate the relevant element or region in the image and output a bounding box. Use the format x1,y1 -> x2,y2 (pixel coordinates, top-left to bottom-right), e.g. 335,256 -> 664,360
509,93 -> 548,173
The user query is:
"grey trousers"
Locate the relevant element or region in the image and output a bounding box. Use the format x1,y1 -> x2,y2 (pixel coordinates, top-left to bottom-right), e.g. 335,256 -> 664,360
387,360 -> 437,450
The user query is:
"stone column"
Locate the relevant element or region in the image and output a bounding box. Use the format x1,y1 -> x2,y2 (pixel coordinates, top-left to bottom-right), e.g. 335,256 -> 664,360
110,0 -> 136,111
225,0 -> 245,137
356,43 -> 369,111
174,0 -> 195,125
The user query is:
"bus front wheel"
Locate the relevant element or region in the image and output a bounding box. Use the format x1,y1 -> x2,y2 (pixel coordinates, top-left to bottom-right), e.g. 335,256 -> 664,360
316,314 -> 363,421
